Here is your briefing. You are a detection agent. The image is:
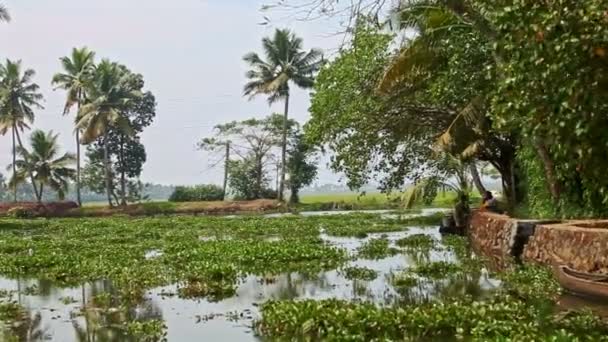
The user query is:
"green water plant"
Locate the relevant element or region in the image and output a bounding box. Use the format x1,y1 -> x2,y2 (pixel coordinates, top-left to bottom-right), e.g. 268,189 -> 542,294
342,266 -> 378,281
356,238 -> 399,260
409,261 -> 463,279
396,234 -> 435,251
255,297 -> 608,341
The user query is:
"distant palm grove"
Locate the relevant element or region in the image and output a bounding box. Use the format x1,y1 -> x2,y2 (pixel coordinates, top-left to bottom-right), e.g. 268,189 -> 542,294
2,0 -> 608,218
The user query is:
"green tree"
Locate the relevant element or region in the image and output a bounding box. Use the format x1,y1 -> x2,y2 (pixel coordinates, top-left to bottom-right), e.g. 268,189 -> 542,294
307,25 -> 443,191
227,157 -> 276,200
484,0 -> 608,216
286,133 -> 318,204
243,29 -> 323,201
0,3 -> 9,22
199,114 -> 297,200
0,59 -> 44,202
52,47 -> 96,207
76,59 -> 141,207
83,90 -> 155,206
8,130 -> 76,202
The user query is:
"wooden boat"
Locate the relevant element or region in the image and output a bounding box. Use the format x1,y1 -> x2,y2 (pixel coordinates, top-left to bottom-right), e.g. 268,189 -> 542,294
555,266 -> 608,299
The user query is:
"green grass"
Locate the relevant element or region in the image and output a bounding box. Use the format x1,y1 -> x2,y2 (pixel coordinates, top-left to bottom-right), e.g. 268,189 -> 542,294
300,191 -> 482,210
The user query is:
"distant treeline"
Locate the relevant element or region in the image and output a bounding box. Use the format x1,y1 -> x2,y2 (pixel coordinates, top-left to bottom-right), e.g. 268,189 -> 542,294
0,181 -> 175,203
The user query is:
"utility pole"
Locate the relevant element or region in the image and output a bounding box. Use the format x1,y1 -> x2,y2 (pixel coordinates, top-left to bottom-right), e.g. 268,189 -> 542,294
222,141 -> 230,201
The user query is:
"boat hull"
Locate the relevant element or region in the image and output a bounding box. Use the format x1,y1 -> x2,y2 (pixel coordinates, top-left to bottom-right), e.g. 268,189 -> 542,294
555,266 -> 608,300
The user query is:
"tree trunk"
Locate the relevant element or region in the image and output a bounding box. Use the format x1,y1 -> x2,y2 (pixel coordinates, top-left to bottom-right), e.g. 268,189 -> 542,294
38,183 -> 43,203
290,188 -> 299,205
14,126 -> 40,201
255,156 -> 263,199
223,142 -> 230,201
534,138 -> 560,202
278,93 -> 290,202
11,125 -> 16,202
103,131 -> 113,208
120,135 -> 127,206
75,101 -> 82,207
469,162 -> 486,196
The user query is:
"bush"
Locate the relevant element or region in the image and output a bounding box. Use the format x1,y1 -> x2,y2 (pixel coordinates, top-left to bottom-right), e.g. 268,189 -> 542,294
169,185 -> 224,202
6,207 -> 36,219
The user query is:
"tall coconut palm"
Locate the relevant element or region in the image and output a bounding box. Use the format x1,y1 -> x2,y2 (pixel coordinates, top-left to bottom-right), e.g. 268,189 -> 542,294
8,130 -> 76,202
0,59 -> 44,202
243,29 -> 323,201
0,3 -> 10,23
76,60 -> 140,207
52,47 -> 96,207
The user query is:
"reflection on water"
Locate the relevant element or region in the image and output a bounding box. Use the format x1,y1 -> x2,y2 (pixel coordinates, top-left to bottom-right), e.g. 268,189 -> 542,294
0,214 -> 601,342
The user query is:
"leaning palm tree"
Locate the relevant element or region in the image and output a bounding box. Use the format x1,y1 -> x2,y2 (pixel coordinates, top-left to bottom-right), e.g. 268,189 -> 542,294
0,59 -> 44,202
52,47 -> 96,207
76,60 -> 140,207
0,3 -> 10,23
243,29 -> 323,201
8,130 -> 76,203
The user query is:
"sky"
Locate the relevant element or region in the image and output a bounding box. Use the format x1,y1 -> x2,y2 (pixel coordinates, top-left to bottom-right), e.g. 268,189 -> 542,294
0,0 -> 347,186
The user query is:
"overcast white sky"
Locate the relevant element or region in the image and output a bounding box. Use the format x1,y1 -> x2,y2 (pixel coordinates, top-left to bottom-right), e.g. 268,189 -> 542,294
0,0 -> 347,186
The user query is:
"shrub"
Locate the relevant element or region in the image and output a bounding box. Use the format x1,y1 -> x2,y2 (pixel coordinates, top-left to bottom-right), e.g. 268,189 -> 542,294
6,207 -> 36,219
169,185 -> 224,202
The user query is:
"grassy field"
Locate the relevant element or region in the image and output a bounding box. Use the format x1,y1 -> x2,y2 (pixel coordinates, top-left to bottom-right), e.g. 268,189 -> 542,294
300,191 -> 482,209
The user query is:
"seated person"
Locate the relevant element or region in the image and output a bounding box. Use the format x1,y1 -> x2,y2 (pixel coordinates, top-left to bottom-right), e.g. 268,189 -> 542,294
481,191 -> 500,213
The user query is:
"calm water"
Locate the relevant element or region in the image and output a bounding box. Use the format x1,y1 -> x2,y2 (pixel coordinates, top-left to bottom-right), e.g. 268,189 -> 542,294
0,222 -> 499,341
1,210 -> 603,341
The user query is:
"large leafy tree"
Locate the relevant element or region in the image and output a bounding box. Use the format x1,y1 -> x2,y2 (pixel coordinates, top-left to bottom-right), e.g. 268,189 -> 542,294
8,130 -> 76,203
76,60 -> 141,207
307,25 -> 449,191
377,3 -> 519,207
200,114 -> 297,200
482,0 -> 608,216
83,91 -> 155,206
52,47 -> 96,207
0,59 -> 44,202
243,29 -> 323,201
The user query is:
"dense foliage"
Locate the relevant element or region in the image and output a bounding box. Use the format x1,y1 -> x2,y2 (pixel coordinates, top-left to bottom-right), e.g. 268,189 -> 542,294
306,0 -> 608,217
168,185 -> 224,202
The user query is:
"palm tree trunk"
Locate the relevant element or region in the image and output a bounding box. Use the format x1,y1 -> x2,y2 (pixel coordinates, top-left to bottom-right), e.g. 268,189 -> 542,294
38,183 -> 44,203
76,102 -> 82,207
469,162 -> 486,195
11,125 -> 16,202
14,125 -> 40,201
278,93 -> 290,202
103,130 -> 113,208
120,135 -> 127,206
76,130 -> 82,206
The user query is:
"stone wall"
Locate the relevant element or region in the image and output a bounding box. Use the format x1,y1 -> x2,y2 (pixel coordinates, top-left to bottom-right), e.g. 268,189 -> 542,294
523,221 -> 608,273
467,211 -> 518,268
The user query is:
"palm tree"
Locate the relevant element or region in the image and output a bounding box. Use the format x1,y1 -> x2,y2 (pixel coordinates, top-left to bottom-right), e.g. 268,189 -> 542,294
243,29 -> 323,201
52,47 -> 96,207
0,59 -> 44,202
0,3 -> 10,23
8,130 -> 75,203
76,60 -> 140,207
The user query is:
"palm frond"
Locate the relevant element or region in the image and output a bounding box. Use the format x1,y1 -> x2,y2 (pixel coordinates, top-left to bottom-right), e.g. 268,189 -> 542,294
435,96 -> 486,157
0,4 -> 11,22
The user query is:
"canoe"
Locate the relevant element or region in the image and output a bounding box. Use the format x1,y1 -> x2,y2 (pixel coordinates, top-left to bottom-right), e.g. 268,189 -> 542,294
555,266 -> 608,299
